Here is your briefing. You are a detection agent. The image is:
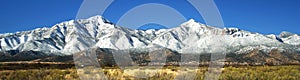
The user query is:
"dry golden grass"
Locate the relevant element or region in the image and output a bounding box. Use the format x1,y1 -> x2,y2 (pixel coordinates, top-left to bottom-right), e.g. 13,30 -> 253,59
0,65 -> 299,80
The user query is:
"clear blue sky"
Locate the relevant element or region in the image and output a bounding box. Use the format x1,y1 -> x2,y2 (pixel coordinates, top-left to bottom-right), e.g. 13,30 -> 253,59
0,0 -> 299,34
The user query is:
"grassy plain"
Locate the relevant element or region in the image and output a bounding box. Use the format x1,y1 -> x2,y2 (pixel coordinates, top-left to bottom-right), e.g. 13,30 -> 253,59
0,62 -> 299,80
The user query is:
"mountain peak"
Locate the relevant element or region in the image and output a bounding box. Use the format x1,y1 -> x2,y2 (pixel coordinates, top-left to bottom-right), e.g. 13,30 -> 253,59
86,15 -> 103,20
279,31 -> 295,38
178,19 -> 209,30
181,19 -> 200,25
80,15 -> 111,24
187,19 -> 196,23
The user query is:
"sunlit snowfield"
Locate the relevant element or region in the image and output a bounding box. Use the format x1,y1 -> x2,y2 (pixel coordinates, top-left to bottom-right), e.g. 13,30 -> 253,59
0,64 -> 299,80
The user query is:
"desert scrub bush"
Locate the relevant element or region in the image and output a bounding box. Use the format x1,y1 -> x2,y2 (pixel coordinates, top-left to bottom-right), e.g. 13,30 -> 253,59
220,65 -> 300,80
0,66 -> 299,80
0,69 -> 79,80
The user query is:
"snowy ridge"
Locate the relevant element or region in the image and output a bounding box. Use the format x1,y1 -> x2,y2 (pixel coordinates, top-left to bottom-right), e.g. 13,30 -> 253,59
0,15 -> 299,55
279,31 -> 300,45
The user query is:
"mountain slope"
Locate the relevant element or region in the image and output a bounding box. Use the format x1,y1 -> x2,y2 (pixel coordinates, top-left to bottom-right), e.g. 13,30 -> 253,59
0,15 -> 299,57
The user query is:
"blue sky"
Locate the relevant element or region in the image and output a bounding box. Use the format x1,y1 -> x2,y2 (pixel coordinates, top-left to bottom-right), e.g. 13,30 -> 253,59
0,0 -> 299,34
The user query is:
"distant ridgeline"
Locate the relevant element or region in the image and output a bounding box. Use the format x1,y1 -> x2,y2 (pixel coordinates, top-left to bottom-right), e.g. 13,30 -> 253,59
0,16 -> 300,66
1,47 -> 300,66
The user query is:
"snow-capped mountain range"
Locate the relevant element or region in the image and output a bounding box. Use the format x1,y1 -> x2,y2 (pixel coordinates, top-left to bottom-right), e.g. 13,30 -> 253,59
0,15 -> 299,56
